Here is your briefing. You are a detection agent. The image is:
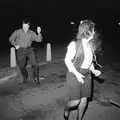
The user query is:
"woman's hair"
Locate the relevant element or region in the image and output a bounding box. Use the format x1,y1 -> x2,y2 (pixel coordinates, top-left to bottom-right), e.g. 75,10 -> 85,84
76,20 -> 95,40
76,20 -> 102,54
90,31 -> 102,54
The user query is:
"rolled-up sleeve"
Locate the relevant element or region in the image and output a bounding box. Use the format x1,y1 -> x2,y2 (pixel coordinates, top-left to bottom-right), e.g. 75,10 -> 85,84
9,30 -> 18,46
31,31 -> 42,42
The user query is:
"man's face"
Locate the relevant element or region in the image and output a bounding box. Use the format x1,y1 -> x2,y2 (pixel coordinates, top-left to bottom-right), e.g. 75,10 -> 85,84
22,23 -> 30,32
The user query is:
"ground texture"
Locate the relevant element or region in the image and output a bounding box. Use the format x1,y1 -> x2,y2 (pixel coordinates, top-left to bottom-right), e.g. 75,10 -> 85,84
0,46 -> 120,120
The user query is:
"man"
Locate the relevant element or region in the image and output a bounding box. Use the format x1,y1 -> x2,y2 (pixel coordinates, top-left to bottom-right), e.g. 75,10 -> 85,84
64,20 -> 101,120
9,19 -> 43,84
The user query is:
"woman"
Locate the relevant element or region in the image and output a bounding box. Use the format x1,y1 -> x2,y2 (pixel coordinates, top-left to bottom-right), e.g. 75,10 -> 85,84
64,20 -> 101,120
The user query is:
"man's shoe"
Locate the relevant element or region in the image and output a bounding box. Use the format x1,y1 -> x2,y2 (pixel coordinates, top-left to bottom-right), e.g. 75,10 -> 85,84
33,77 -> 40,85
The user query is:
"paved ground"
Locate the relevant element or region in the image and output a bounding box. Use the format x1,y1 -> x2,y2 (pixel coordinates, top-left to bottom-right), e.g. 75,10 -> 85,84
0,46 -> 120,120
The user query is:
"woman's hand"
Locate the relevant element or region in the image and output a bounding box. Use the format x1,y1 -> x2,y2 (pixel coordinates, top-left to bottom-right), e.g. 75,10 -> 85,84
76,73 -> 85,84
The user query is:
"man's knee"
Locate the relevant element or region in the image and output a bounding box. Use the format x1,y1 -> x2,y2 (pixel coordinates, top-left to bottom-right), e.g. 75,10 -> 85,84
32,65 -> 39,72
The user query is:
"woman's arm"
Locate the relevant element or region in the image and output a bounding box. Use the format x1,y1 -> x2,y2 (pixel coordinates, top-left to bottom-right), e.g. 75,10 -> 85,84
89,63 -> 95,73
90,63 -> 101,76
64,41 -> 84,77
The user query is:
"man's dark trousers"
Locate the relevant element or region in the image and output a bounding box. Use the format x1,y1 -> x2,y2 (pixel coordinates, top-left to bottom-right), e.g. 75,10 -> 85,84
16,47 -> 39,84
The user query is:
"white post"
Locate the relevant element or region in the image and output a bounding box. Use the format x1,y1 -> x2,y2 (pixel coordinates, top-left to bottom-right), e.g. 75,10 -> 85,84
46,43 -> 52,62
10,47 -> 16,68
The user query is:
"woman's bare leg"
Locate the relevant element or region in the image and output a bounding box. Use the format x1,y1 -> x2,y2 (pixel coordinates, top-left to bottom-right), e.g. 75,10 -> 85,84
77,97 -> 87,120
64,100 -> 80,120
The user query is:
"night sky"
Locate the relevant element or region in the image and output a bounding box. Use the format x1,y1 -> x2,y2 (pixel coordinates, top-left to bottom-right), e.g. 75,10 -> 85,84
0,0 -> 120,54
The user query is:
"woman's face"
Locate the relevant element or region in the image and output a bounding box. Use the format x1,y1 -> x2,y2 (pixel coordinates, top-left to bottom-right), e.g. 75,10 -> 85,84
86,29 -> 95,42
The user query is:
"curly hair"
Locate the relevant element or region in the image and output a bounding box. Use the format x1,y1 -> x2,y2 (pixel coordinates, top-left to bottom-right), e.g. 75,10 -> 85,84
76,20 -> 95,39
76,20 -> 102,54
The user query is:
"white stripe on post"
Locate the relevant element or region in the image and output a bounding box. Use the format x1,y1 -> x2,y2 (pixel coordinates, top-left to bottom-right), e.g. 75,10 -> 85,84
10,47 -> 16,68
46,43 -> 52,62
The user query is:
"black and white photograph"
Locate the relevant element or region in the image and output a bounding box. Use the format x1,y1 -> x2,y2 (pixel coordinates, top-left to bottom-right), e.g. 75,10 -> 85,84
0,0 -> 120,120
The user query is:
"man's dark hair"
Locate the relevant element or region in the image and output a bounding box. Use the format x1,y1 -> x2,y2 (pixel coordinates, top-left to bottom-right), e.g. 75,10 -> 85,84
22,18 -> 31,24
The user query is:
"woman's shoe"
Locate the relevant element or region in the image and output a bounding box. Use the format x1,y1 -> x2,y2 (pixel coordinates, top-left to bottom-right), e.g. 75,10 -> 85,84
64,108 -> 70,120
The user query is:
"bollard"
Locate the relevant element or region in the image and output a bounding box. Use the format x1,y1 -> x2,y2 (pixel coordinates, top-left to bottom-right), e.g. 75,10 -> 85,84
10,47 -> 16,68
46,43 -> 52,62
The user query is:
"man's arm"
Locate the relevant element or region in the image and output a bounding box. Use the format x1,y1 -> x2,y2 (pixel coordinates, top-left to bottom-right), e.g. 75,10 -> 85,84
9,30 -> 18,46
31,31 -> 42,42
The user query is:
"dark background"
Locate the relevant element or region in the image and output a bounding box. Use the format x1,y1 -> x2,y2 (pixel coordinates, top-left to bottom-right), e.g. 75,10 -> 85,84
0,0 -> 120,57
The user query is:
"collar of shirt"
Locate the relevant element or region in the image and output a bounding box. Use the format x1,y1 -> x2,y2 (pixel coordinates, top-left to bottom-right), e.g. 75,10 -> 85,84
21,29 -> 31,34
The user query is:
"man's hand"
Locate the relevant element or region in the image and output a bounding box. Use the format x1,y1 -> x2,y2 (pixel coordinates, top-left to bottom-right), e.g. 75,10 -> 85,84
15,45 -> 20,50
93,69 -> 101,77
37,26 -> 41,34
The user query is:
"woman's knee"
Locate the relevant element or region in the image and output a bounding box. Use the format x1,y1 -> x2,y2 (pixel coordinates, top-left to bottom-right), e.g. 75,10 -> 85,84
79,97 -> 87,107
81,97 -> 87,103
68,100 -> 80,107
